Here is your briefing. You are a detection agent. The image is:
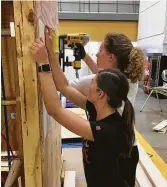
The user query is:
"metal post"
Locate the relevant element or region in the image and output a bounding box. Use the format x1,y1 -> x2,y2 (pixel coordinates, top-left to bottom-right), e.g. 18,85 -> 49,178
79,0 -> 81,12
116,1 -> 118,13
156,91 -> 163,112
140,89 -> 154,112
59,0 -> 62,12
89,0 -> 90,13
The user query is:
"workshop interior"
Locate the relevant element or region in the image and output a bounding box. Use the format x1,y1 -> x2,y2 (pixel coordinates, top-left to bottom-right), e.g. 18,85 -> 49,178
1,1 -> 167,187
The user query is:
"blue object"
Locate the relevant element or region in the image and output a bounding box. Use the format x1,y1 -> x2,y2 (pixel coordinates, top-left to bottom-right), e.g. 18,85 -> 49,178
62,142 -> 82,148
66,99 -> 78,108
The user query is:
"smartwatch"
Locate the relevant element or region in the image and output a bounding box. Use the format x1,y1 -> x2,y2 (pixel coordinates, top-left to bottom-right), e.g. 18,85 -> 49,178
38,64 -> 52,72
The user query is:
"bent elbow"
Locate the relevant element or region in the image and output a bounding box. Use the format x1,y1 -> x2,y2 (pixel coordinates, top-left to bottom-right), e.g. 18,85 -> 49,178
45,105 -> 57,117
46,106 -> 62,120
57,85 -> 67,93
47,110 -> 54,117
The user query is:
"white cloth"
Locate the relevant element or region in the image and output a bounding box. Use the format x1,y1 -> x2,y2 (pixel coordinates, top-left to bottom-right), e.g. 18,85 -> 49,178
69,74 -> 138,145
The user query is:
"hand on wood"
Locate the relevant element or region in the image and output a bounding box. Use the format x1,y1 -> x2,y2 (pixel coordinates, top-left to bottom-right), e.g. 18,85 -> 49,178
45,26 -> 59,55
30,38 -> 49,66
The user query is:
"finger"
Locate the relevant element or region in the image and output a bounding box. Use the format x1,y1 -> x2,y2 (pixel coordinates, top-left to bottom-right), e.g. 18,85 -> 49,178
31,43 -> 39,50
30,45 -> 38,51
36,39 -> 43,45
48,28 -> 52,37
30,48 -> 36,54
44,29 -> 49,41
34,41 -> 43,48
31,43 -> 41,52
45,25 -> 52,36
44,26 -> 49,36
40,37 -> 44,43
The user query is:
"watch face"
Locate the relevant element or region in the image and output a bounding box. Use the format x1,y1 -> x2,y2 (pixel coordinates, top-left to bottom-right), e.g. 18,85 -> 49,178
39,64 -> 51,72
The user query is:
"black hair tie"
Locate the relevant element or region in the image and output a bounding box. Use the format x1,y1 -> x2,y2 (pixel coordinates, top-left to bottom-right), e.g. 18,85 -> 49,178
124,97 -> 128,102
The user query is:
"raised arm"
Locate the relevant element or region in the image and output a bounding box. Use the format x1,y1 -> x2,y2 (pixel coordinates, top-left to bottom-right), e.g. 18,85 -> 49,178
77,43 -> 100,74
48,51 -> 87,109
39,72 -> 93,141
30,37 -> 87,109
84,55 -> 99,74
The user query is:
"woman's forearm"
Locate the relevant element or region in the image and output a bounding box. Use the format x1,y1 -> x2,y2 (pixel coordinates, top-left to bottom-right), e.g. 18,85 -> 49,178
49,53 -> 69,91
84,55 -> 100,74
48,52 -> 87,110
39,72 -> 62,115
39,71 -> 93,140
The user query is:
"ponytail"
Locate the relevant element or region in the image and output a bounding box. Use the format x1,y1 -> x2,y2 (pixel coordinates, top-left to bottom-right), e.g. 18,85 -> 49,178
122,98 -> 135,157
126,47 -> 145,83
97,69 -> 136,157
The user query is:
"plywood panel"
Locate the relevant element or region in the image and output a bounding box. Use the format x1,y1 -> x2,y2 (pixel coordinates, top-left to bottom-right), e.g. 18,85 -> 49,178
44,116 -> 62,187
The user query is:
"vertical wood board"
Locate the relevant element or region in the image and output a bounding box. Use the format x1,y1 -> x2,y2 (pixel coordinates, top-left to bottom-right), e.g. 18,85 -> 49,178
13,1 -> 43,186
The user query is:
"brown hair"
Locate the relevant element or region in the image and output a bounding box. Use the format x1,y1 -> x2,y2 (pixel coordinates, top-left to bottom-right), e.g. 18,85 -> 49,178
97,69 -> 135,157
104,33 -> 145,83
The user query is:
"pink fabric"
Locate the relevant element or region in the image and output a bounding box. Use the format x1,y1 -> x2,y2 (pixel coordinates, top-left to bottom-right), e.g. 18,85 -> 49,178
36,1 -> 59,29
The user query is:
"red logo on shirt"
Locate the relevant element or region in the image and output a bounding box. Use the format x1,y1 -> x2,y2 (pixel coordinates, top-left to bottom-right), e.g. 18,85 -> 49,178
83,139 -> 90,164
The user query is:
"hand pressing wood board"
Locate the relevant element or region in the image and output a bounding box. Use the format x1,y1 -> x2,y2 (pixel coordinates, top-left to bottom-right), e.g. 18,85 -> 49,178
61,108 -> 87,139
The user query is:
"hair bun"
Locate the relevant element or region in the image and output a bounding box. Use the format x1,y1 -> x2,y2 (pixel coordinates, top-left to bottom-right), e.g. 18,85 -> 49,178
126,47 -> 145,83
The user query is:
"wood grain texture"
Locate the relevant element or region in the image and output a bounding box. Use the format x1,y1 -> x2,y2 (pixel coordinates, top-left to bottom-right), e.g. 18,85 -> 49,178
138,144 -> 167,187
61,160 -> 66,184
1,37 -> 16,99
43,116 -> 62,187
4,159 -> 22,187
38,5 -> 62,185
1,36 -> 22,154
1,1 -> 14,29
13,1 -> 43,187
1,100 -> 17,105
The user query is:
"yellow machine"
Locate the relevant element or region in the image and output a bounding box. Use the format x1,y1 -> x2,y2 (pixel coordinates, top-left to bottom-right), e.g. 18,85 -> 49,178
59,33 -> 89,78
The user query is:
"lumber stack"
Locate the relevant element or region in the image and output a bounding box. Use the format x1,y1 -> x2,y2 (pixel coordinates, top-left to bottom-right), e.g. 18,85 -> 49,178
136,144 -> 167,187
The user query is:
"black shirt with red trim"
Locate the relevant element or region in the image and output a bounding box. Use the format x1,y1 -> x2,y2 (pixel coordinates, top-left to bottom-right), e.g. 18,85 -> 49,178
82,100 -> 129,187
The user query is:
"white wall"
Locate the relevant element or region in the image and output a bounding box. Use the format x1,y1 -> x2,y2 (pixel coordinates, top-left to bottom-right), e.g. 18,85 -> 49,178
137,0 -> 167,53
139,1 -> 160,12
163,1 -> 167,55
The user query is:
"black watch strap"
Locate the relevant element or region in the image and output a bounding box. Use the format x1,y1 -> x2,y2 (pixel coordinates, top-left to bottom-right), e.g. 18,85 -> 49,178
38,64 -> 52,72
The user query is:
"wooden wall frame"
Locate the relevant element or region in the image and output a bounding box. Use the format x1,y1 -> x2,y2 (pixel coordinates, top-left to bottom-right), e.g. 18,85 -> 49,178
1,1 -> 62,186
13,1 -> 43,186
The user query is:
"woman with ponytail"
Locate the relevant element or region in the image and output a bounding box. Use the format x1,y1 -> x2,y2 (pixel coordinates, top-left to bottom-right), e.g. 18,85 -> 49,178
31,41 -> 135,186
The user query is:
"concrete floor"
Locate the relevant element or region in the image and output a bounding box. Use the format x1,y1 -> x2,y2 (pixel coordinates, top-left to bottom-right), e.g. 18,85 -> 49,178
135,88 -> 167,163
62,88 -> 167,187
